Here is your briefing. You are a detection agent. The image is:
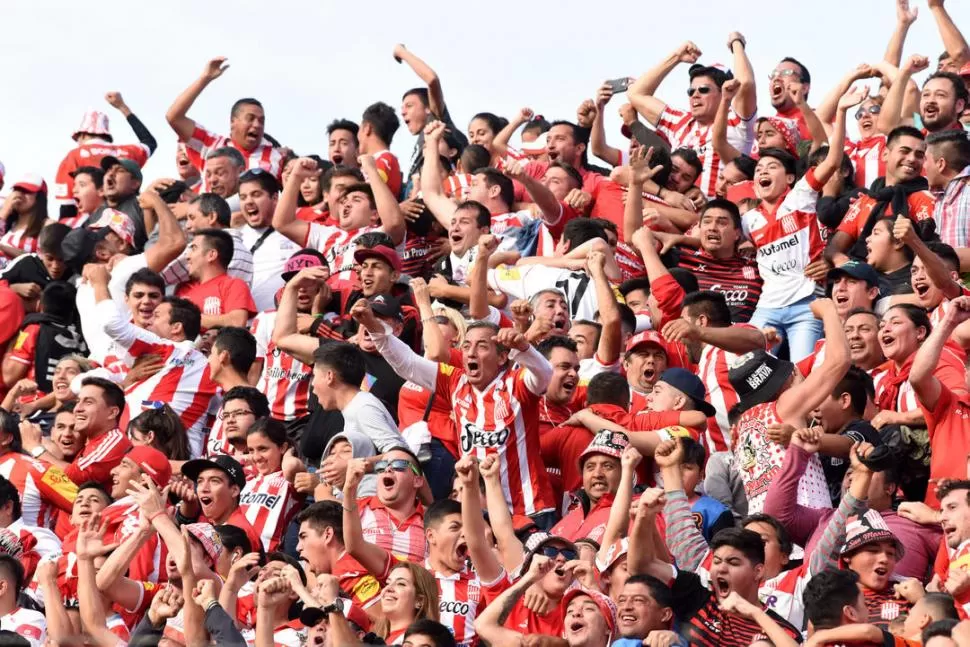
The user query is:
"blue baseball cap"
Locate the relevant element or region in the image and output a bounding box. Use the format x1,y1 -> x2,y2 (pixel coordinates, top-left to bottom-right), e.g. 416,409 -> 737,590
658,368 -> 716,417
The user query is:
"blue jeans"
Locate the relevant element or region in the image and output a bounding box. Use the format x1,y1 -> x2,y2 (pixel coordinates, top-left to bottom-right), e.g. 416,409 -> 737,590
749,295 -> 822,362
423,438 -> 458,502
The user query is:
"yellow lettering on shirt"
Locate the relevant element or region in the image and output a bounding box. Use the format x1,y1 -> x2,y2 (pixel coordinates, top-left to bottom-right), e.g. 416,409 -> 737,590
497,266 -> 521,281
41,467 -> 78,503
13,331 -> 28,351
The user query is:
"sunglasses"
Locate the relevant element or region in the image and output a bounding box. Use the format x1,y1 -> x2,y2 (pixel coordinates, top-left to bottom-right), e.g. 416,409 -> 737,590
538,545 -> 578,561
855,104 -> 882,120
374,459 -> 421,476
687,86 -> 713,97
768,69 -> 799,81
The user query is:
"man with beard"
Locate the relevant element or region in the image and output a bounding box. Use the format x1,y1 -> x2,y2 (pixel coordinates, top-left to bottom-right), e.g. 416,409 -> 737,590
628,35 -> 757,198
94,156 -> 147,248
238,169 -> 300,313
357,447 -> 427,564
825,126 -> 936,264
166,57 -> 283,183
880,54 -> 969,136
768,57 -> 814,139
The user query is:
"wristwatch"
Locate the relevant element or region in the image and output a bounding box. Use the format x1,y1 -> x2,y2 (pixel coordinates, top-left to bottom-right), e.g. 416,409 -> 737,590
322,598 -> 345,616
30,446 -> 45,459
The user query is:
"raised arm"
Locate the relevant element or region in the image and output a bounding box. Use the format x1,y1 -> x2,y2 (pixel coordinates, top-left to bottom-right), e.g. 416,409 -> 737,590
657,439 -> 712,571
473,559 -> 552,647
468,235 -> 498,321
141,191 -> 187,272
808,443 -> 873,574
491,107 -> 533,159
790,82 -> 829,152
272,158 -> 315,247
777,298 -> 850,423
479,454 -> 525,573
624,146 -> 666,242
504,160 -> 562,225
597,448 -> 641,564
419,122 -> 458,230
878,54 -> 929,133
629,41 -> 701,126
727,32 -> 757,120
591,85 -> 624,167
342,459 -> 393,577
96,512 -> 156,611
457,456 -> 505,584
105,91 -> 158,155
393,44 -> 445,118
499,328 -> 553,395
588,250 -> 622,367
911,296 -> 970,409
166,57 -> 228,142
76,518 -> 120,647
814,86 -> 866,185
271,268 -> 329,365
816,65 -> 874,125
929,0 -> 970,68
885,0 -> 920,67
713,80 -> 743,164
411,278 -> 448,362
354,299 -> 440,390
361,154 -> 405,246
627,488 -> 675,581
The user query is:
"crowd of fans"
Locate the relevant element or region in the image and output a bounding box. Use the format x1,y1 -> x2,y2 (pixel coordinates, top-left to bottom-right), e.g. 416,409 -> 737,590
4,2 -> 970,646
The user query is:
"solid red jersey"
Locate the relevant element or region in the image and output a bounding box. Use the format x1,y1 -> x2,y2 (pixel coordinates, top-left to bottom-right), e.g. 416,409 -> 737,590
53,140 -> 150,204
0,453 -> 76,528
334,551 -> 385,610
174,273 -> 256,330
432,362 -> 555,517
397,379 -> 458,459
837,190 -> 937,243
921,385 -> 970,507
252,311 -> 313,421
101,495 -> 166,584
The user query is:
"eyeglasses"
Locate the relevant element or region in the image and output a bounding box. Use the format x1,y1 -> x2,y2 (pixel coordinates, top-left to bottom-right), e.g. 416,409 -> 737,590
686,86 -> 713,97
768,69 -> 799,81
219,409 -> 254,420
538,545 -> 578,562
374,459 -> 421,476
855,104 -> 882,120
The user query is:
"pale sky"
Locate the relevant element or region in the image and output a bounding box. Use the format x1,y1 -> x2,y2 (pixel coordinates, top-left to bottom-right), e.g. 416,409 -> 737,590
2,0 -> 968,200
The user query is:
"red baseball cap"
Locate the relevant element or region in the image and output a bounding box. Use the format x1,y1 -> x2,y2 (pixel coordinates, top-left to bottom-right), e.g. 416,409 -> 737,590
625,330 -> 668,356
354,245 -> 402,273
125,445 -> 173,488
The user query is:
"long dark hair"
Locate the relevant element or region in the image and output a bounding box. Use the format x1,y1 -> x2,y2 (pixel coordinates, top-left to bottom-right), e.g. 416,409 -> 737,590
8,189 -> 48,240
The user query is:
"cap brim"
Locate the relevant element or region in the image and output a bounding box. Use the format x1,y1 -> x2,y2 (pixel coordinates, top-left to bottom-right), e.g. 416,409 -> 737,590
300,607 -> 327,627
735,361 -> 795,414
181,458 -> 222,483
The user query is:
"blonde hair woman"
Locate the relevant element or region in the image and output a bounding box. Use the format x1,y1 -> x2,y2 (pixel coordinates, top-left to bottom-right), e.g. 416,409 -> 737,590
374,562 -> 439,645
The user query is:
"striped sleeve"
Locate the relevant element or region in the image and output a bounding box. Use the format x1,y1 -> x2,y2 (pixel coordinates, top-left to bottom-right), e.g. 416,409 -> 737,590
655,105 -> 690,144
809,491 -> 866,575
664,489 -> 711,571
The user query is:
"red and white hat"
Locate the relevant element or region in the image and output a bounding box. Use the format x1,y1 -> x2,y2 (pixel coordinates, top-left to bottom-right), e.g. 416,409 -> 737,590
595,537 -> 630,574
12,173 -> 47,194
579,429 -> 630,468
184,522 -> 224,564
90,208 -> 136,247
625,330 -> 668,356
561,587 -> 618,639
72,109 -> 111,141
520,132 -> 548,156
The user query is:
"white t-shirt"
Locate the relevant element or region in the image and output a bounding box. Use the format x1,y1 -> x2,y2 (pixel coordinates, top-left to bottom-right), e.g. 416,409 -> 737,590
239,225 -> 300,313
75,252 -> 148,363
0,607 -> 46,647
488,265 -> 599,321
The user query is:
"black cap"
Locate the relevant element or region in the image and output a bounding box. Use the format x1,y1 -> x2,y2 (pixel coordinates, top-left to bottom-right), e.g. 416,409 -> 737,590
367,293 -> 402,320
827,260 -> 880,289
99,156 -> 143,182
658,368 -> 716,417
181,455 -> 246,489
61,227 -> 111,275
728,350 -> 795,414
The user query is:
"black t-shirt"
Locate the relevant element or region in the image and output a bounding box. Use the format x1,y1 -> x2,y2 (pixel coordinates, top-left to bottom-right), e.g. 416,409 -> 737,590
671,571 -> 802,647
820,419 -> 882,505
877,264 -> 914,299
299,338 -> 406,466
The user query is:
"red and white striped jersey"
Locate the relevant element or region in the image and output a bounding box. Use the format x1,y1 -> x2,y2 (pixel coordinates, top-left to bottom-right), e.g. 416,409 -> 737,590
53,140 -> 150,204
432,363 -> 554,516
741,169 -> 825,309
305,223 -> 379,291
0,453 -> 76,529
252,311 -> 312,421
697,344 -> 743,452
0,229 -> 38,266
239,471 -> 301,552
656,104 -> 755,198
359,497 -> 426,563
427,560 -> 489,647
491,203 -> 576,258
0,607 -> 45,647
98,297 -> 220,458
100,495 -> 166,583
443,173 -> 473,201
845,135 -> 887,191
184,124 -> 283,191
